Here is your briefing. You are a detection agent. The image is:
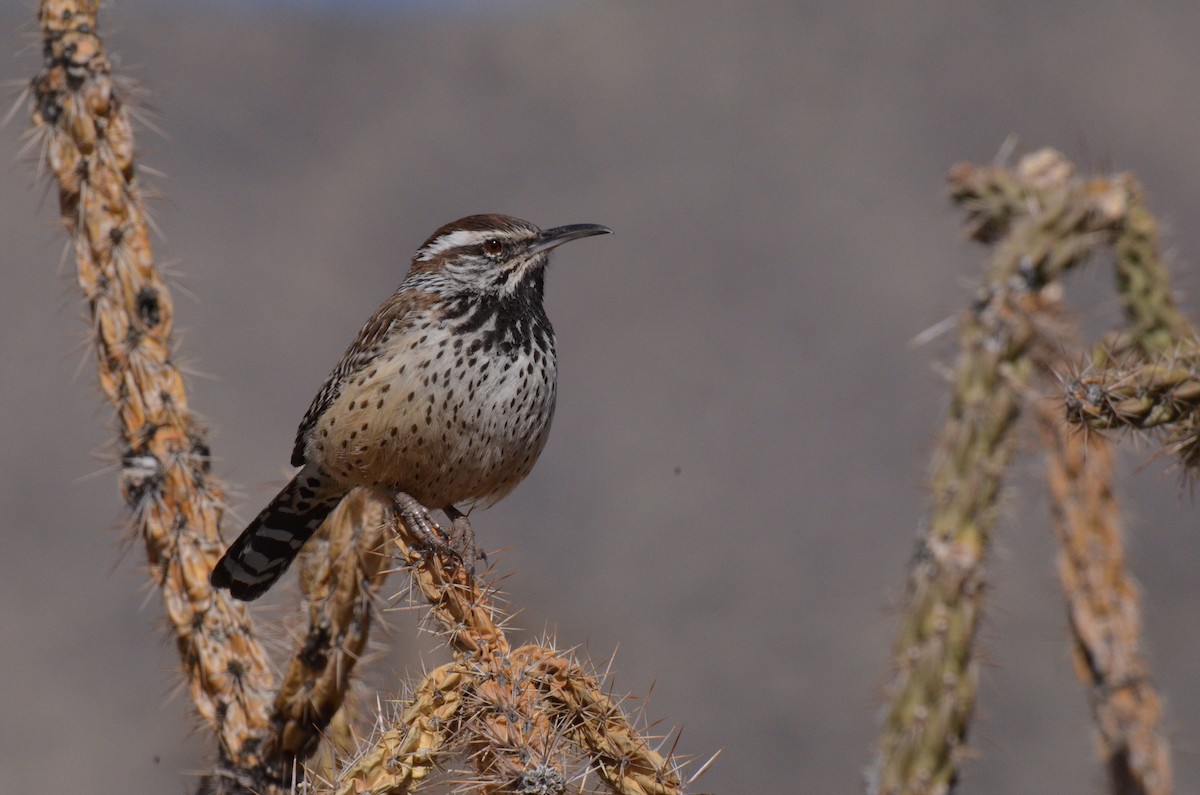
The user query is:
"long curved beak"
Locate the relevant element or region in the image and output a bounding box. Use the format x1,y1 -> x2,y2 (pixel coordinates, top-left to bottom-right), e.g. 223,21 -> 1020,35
529,223 -> 613,255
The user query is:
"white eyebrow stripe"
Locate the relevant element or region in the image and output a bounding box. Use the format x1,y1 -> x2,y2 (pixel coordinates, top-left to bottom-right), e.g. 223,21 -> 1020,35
416,229 -> 497,260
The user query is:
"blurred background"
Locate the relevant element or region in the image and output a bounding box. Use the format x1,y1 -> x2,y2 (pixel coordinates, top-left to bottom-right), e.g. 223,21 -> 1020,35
4,2 -> 1200,793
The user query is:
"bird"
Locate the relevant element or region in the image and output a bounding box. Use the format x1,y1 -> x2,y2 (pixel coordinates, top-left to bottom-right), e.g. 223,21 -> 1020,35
210,214 -> 612,600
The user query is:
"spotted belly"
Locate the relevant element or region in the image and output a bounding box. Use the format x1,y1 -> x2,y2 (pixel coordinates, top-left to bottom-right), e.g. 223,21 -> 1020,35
304,333 -> 558,509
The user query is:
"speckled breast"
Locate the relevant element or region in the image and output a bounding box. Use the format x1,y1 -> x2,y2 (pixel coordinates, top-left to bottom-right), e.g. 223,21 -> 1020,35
309,302 -> 558,509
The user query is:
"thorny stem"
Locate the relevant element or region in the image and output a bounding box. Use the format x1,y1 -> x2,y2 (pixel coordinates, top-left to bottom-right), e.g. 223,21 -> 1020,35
29,0 -> 277,777
267,490 -> 393,773
1067,364 -> 1200,432
323,510 -> 686,795
1110,201 -> 1196,359
1039,409 -> 1172,795
869,149 -> 1140,795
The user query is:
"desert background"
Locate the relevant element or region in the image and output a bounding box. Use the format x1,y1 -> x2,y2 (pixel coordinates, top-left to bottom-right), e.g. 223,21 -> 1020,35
4,2 -> 1200,793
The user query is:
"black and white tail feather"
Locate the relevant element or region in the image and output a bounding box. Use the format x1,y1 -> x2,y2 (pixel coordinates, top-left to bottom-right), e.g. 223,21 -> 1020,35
210,471 -> 343,600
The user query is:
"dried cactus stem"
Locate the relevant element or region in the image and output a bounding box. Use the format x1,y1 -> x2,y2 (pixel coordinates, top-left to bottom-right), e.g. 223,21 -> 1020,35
1039,407 -> 1172,795
871,149 -> 1140,795
387,504 -> 572,790
1047,152 -> 1182,795
1066,364 -> 1200,432
465,645 -> 568,795
389,496 -> 512,663
333,663 -> 468,795
267,489 -> 393,772
30,0 -> 275,778
321,503 -> 688,795
532,651 -> 684,795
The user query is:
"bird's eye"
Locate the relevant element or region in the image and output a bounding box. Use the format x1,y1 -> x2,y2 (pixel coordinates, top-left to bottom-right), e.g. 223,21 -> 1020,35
482,239 -> 504,257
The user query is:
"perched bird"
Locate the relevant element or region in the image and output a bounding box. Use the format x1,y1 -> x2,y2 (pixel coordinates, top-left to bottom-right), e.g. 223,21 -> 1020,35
211,214 -> 611,600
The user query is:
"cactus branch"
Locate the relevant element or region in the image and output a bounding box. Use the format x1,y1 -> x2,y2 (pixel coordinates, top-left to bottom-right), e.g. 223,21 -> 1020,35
30,0 -> 276,774
1066,363 -> 1200,432
266,489 -> 394,774
320,506 -> 686,795
869,149 -> 1139,795
1038,407 -> 1172,795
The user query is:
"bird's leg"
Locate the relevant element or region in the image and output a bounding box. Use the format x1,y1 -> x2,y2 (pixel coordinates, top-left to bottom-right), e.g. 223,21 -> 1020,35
392,491 -> 447,553
443,505 -> 485,571
390,492 -> 480,572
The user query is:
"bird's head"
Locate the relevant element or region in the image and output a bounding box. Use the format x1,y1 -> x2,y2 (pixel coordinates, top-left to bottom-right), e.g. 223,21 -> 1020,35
412,214 -> 611,296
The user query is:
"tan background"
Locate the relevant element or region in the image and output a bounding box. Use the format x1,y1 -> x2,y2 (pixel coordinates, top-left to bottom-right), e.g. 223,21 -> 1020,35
4,2 -> 1200,793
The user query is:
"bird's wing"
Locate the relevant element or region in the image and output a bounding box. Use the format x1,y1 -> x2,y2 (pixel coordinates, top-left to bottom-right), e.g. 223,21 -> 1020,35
291,290 -> 430,467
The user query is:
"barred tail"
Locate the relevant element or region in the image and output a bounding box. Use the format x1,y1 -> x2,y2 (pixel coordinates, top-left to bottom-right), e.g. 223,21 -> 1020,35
211,471 -> 343,600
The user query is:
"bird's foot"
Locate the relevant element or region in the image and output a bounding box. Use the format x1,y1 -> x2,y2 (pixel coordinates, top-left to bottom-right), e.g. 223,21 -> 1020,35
444,506 -> 486,572
393,491 -> 447,552
391,493 -> 482,573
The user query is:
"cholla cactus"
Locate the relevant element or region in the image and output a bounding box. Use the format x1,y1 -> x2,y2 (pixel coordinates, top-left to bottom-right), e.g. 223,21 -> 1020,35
28,0 -> 277,779
326,516 -> 693,795
870,150 -> 1175,795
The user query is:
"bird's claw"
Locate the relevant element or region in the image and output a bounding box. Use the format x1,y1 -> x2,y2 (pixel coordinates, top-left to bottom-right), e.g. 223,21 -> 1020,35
392,492 -> 482,572
393,491 -> 446,552
447,514 -> 485,572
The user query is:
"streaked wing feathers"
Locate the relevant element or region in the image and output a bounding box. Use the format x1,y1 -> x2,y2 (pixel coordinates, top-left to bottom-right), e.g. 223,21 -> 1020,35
291,290 -> 426,466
